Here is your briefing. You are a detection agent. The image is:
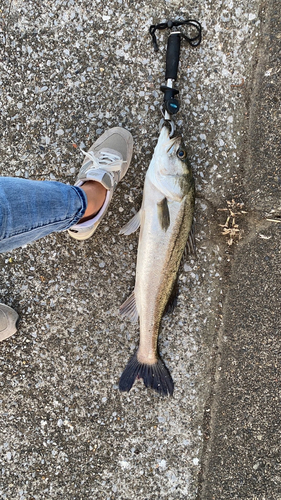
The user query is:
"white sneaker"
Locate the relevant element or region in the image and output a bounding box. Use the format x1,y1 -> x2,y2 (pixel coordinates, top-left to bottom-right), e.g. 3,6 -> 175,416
0,303 -> 18,341
68,127 -> 133,241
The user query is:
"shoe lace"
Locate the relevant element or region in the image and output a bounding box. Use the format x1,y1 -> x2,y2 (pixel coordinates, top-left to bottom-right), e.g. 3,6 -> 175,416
81,149 -> 125,173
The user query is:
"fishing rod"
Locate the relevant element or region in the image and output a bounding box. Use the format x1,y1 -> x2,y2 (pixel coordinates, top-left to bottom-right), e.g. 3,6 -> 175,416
149,19 -> 202,136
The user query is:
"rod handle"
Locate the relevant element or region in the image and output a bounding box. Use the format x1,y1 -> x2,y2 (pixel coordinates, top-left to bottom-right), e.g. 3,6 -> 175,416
165,33 -> 181,81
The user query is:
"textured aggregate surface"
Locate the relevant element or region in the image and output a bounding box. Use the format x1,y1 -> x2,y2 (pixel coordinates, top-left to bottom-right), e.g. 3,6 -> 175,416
200,2 -> 281,498
0,0 -> 279,499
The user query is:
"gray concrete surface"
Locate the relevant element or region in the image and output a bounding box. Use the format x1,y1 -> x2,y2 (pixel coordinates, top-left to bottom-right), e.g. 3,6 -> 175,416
0,0 -> 280,499
200,225 -> 280,500
200,1 -> 281,498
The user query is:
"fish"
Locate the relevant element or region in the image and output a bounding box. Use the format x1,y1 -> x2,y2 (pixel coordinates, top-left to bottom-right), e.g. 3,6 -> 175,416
118,124 -> 195,396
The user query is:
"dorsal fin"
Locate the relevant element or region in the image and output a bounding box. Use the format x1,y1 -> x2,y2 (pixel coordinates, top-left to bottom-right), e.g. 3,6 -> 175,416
181,222 -> 197,265
186,221 -> 197,257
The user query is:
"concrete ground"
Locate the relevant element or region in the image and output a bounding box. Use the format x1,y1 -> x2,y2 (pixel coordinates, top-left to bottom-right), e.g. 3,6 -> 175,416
0,0 -> 280,499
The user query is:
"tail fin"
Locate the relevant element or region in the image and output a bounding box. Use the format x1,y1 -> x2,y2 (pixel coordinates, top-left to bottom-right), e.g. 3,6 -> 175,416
119,352 -> 174,396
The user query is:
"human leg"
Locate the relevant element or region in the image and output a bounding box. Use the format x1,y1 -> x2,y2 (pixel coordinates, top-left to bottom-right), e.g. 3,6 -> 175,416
0,177 -> 87,253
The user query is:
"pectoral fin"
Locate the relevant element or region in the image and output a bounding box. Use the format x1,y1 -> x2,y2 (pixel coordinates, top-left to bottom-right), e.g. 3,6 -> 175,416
119,210 -> 141,236
157,197 -> 170,232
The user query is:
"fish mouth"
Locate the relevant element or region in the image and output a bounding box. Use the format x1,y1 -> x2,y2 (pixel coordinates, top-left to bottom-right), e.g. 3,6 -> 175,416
167,135 -> 182,153
159,124 -> 182,153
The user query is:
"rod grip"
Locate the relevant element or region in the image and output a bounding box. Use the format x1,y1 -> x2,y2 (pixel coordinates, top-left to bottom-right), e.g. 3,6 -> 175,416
165,33 -> 181,81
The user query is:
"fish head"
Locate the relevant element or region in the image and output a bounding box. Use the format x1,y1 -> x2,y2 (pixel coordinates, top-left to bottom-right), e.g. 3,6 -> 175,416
153,125 -> 191,177
148,125 -> 193,200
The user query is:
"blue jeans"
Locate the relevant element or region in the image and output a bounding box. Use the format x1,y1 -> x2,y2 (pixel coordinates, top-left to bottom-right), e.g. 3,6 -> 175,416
0,177 -> 87,253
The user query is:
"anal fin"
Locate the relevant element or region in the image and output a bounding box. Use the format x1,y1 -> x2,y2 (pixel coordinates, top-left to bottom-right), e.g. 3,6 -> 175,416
119,291 -> 138,323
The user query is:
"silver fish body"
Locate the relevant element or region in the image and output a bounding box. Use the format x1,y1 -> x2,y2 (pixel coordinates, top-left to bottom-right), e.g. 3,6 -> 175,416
119,125 -> 195,396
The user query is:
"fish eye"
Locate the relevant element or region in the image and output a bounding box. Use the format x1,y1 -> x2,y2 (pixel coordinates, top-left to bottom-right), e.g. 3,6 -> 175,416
177,148 -> 187,160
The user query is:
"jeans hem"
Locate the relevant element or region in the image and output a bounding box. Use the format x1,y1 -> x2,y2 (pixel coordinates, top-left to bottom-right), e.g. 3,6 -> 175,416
67,186 -> 87,228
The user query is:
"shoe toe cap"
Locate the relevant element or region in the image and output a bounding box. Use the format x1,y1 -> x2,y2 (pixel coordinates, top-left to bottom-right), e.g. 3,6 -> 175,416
0,305 -> 18,341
